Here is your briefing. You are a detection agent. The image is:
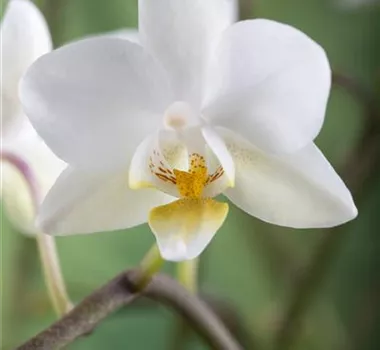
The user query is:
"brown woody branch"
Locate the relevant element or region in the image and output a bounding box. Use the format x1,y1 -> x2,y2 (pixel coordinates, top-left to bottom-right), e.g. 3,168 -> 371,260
17,271 -> 242,350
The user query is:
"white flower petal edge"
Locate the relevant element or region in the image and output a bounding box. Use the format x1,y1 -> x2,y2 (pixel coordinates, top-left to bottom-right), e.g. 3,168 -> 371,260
38,166 -> 175,235
203,19 -> 331,154
202,126 -> 235,187
129,130 -> 183,197
91,28 -> 139,43
1,0 -> 51,138
219,128 -> 357,228
138,0 -> 238,108
20,37 -> 173,172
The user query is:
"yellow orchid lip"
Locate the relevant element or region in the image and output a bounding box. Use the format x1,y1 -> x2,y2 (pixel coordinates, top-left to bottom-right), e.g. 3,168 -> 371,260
146,151 -> 229,261
149,197 -> 229,261
127,126 -> 235,261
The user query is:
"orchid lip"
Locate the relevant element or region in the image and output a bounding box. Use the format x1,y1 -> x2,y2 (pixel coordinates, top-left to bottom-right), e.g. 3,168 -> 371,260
146,141 -> 230,262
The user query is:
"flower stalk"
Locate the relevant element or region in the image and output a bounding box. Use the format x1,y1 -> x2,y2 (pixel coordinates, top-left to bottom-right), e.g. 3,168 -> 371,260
1,152 -> 72,316
36,233 -> 73,315
177,258 -> 199,294
137,244 -> 164,289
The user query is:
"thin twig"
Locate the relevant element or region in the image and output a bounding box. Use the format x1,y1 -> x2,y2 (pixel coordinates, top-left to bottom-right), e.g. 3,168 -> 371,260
201,294 -> 258,350
169,293 -> 257,350
147,276 -> 243,350
17,271 -> 242,350
274,73 -> 380,350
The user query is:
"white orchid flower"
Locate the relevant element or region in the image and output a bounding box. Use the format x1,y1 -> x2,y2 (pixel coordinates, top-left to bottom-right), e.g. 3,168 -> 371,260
1,0 -> 66,234
0,0 -> 137,234
1,0 -> 73,315
20,0 -> 357,261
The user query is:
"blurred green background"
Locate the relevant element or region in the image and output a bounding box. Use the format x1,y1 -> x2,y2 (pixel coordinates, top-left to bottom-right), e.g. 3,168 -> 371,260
1,0 -> 380,349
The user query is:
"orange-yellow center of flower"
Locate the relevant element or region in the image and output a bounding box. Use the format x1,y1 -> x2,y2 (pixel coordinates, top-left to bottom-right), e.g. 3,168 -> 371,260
174,154 -> 207,198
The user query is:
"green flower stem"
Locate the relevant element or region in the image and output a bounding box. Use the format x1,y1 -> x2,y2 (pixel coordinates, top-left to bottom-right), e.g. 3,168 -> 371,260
169,259 -> 199,348
36,233 -> 73,315
137,244 -> 165,290
1,152 -> 72,316
177,258 -> 199,293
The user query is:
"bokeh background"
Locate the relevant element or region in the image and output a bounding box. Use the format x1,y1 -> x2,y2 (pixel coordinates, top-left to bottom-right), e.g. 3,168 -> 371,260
1,0 -> 380,349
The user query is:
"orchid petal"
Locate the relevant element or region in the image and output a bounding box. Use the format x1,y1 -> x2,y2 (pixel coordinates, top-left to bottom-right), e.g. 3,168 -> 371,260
219,128 -> 357,228
138,0 -> 238,108
149,198 -> 229,261
129,130 -> 185,197
202,126 -> 235,187
93,28 -> 139,43
204,19 -> 331,154
1,0 -> 51,138
20,37 -> 173,171
38,166 -> 175,235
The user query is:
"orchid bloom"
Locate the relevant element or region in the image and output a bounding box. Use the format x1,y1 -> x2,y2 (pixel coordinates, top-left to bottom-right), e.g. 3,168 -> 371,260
20,0 -> 357,261
1,0 -> 66,234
